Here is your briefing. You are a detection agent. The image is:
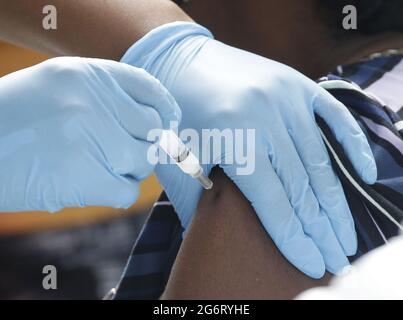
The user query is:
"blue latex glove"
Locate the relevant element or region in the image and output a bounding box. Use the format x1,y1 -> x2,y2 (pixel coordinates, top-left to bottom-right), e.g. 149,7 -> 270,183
122,22 -> 377,278
0,57 -> 180,212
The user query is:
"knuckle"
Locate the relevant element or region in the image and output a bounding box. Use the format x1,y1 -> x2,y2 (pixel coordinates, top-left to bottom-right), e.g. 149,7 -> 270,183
212,83 -> 271,128
43,57 -> 85,79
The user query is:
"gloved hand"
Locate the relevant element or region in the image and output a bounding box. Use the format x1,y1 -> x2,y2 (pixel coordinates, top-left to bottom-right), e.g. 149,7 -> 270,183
0,57 -> 180,212
122,22 -> 377,278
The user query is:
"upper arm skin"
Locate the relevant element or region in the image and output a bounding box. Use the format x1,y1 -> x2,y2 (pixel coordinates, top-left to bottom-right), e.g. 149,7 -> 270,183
162,167 -> 332,300
0,0 -> 191,60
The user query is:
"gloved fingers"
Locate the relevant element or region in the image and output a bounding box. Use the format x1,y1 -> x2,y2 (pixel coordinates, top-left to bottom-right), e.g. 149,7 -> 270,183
222,154 -> 326,279
287,110 -> 357,256
106,135 -> 156,181
83,173 -> 140,209
110,89 -> 166,142
313,90 -> 377,184
269,124 -> 351,273
76,105 -> 157,181
88,58 -> 181,128
56,152 -> 141,210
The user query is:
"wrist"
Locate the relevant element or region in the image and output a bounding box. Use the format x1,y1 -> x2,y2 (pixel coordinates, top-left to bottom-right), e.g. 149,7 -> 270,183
120,22 -> 213,87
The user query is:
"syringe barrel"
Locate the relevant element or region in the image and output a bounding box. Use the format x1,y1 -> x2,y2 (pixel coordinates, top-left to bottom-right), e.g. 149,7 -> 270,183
159,130 -> 200,176
158,130 -> 213,190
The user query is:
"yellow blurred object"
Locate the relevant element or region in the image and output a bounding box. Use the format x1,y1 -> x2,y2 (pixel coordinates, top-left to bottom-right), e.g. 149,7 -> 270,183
0,41 -> 162,235
0,41 -> 48,77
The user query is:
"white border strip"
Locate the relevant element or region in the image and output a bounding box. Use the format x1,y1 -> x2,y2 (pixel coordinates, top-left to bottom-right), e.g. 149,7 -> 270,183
153,201 -> 172,207
395,121 -> 403,131
364,202 -> 389,245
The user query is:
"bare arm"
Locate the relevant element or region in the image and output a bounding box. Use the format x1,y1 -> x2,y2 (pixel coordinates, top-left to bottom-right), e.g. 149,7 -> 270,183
162,167 -> 332,300
0,0 -> 191,60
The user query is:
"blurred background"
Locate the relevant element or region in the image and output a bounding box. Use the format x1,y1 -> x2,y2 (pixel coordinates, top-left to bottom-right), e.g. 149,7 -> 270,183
0,40 -> 162,299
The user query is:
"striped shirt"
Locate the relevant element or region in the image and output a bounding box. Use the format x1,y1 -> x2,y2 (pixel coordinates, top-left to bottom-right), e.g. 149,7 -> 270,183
111,54 -> 403,300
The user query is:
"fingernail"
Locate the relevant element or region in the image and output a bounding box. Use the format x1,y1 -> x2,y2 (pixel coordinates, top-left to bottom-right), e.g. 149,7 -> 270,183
336,265 -> 354,277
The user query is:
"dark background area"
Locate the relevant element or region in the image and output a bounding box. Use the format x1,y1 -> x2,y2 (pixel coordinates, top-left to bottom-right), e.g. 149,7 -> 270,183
0,212 -> 146,299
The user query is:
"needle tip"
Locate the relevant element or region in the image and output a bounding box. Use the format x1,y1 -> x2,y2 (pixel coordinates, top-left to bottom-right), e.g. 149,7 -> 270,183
196,174 -> 213,190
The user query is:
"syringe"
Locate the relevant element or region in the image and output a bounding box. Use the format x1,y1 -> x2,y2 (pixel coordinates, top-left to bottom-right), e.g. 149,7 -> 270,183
159,130 -> 213,190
